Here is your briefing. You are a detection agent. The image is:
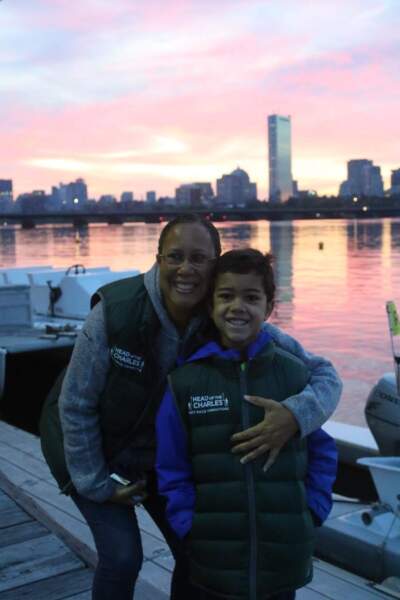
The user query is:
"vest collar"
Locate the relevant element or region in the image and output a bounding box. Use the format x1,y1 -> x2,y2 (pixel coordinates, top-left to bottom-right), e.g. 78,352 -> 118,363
183,329 -> 272,365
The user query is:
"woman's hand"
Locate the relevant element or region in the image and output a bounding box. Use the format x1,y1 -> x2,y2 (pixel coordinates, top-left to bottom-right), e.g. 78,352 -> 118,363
231,395 -> 299,471
109,479 -> 148,506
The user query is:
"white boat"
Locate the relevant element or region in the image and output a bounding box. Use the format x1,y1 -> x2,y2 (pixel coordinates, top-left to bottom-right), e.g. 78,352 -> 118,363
316,303 -> 400,590
0,264 -> 139,431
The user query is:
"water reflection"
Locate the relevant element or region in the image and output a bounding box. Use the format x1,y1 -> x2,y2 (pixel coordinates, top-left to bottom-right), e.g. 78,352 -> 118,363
1,217 -> 400,426
347,220 -> 383,250
0,227 -> 16,262
390,221 -> 400,249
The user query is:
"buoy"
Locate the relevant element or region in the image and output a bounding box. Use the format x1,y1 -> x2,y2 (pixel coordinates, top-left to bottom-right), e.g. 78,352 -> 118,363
318,241 -> 324,250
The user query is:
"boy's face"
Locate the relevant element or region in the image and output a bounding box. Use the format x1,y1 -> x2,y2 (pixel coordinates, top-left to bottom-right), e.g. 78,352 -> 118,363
211,271 -> 271,350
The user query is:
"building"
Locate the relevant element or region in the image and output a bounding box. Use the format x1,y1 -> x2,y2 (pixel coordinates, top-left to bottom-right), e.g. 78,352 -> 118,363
268,114 -> 293,203
391,169 -> 400,195
52,178 -> 88,210
146,191 -> 157,205
0,179 -> 13,211
216,168 -> 257,206
98,195 -> 117,208
120,191 -> 134,203
339,159 -> 384,197
175,183 -> 214,207
15,190 -> 50,213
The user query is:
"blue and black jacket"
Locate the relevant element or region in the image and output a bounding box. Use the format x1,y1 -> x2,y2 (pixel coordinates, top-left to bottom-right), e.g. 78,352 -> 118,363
156,330 -> 337,540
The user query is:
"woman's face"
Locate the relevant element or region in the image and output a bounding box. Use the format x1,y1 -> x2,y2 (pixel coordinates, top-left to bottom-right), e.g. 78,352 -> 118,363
157,222 -> 216,326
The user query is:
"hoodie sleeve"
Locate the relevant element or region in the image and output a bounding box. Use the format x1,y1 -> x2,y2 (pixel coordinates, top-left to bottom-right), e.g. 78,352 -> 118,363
306,428 -> 338,526
156,386 -> 195,539
264,323 -> 342,437
59,302 -> 117,502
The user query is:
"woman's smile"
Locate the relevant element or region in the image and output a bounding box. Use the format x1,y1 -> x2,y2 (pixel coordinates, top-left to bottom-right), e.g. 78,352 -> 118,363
157,222 -> 216,328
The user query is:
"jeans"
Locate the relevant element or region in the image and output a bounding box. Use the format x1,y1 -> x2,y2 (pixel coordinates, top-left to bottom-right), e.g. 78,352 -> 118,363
72,470 -> 190,600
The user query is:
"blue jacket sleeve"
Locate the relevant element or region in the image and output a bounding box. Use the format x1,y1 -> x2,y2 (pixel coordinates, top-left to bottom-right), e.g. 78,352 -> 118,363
155,386 -> 195,539
264,322 -> 342,437
306,428 -> 338,526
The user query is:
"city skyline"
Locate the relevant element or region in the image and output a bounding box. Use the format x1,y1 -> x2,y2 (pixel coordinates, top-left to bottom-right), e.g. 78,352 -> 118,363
1,0 -> 399,198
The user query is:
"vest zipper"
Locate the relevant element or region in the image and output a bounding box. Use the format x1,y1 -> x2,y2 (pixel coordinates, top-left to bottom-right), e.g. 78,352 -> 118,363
239,362 -> 257,600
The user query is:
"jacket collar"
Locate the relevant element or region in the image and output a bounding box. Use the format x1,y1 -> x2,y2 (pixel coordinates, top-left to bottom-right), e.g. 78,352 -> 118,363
180,329 -> 272,365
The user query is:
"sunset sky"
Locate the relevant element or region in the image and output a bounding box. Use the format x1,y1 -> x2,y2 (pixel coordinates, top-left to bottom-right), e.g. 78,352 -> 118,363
1,0 -> 399,199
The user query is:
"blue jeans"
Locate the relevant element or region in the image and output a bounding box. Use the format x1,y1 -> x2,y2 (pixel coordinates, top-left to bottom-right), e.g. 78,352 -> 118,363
72,471 -> 191,600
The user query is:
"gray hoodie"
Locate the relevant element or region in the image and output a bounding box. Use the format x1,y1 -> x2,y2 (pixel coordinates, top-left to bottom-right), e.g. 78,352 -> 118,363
59,264 -> 342,502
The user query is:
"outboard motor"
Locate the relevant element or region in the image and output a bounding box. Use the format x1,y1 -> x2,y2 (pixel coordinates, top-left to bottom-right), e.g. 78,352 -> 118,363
365,301 -> 400,457
365,373 -> 400,456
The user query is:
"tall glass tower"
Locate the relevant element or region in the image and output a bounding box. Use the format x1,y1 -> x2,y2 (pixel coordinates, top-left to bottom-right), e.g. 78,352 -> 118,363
268,114 -> 293,203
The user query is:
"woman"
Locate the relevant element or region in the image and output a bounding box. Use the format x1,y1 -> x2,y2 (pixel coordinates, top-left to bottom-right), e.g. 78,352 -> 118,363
40,214 -> 342,600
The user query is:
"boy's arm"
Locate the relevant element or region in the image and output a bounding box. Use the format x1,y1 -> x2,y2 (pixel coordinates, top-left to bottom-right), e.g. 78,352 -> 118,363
231,323 -> 342,464
156,386 -> 195,539
306,428 -> 338,525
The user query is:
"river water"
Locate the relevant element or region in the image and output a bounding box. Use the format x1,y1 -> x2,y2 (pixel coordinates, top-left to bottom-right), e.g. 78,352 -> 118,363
1,217 -> 400,427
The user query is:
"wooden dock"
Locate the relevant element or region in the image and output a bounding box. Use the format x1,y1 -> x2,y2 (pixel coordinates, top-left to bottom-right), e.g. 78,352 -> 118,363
0,420 -> 396,599
0,486 -> 93,599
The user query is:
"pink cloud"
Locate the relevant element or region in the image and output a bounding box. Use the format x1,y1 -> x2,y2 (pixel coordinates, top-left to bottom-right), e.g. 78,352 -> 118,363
2,1 -> 400,199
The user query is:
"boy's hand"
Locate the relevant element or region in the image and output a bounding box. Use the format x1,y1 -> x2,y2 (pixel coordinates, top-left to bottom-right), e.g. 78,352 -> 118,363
109,479 -> 147,506
230,396 -> 299,471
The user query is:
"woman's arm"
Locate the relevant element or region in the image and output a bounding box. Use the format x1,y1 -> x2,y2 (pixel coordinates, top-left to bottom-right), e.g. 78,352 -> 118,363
59,302 -> 117,502
266,323 -> 342,436
156,386 -> 195,539
231,322 -> 342,464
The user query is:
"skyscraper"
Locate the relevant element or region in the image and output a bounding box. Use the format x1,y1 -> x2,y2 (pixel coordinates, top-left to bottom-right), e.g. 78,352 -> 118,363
268,115 -> 293,203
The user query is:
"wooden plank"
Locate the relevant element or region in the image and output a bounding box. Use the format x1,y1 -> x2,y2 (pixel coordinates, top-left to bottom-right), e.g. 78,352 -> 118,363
0,422 -> 41,454
314,558 -> 390,593
134,577 -> 169,600
0,533 -> 83,592
297,588 -> 329,599
0,490 -> 15,507
0,458 -> 81,525
0,520 -> 48,548
139,559 -> 172,596
0,568 -> 93,600
140,530 -> 174,571
0,503 -> 32,528
309,563 -> 391,600
0,440 -> 56,484
64,592 -> 91,600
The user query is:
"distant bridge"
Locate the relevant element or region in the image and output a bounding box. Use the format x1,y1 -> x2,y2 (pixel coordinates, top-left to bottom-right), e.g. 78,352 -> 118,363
1,204 -> 400,228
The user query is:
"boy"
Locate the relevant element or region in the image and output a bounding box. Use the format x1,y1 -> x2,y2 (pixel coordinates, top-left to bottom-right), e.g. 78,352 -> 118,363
156,249 -> 337,600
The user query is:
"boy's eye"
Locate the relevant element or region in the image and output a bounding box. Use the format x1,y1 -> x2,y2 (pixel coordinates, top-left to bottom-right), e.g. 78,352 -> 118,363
247,295 -> 260,302
216,292 -> 232,301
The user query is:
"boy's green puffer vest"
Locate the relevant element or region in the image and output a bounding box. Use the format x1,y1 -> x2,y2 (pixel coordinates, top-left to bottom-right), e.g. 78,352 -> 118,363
40,275 -> 164,492
169,343 -> 315,600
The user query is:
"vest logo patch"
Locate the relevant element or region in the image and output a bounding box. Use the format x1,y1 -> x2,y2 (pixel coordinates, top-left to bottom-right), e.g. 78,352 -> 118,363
188,394 -> 230,415
110,346 -> 145,372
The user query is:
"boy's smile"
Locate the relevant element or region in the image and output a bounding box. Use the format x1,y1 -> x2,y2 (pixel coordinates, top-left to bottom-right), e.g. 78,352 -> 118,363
211,271 -> 271,350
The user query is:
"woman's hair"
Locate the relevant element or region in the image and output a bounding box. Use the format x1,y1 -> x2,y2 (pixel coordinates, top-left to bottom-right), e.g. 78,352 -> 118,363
157,214 -> 222,257
214,248 -> 276,306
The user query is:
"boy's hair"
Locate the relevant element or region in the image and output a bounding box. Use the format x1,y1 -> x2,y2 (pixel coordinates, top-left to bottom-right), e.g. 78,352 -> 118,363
214,248 -> 276,307
157,214 -> 222,257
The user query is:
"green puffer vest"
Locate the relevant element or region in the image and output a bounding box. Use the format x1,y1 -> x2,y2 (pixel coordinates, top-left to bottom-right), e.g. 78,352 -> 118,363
169,342 -> 315,600
40,275 -> 164,492
94,275 -> 163,465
